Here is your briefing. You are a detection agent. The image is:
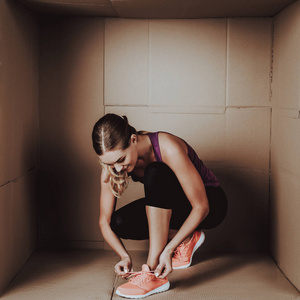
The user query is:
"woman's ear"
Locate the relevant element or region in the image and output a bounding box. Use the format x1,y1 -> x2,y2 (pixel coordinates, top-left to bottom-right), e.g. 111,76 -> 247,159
131,134 -> 137,145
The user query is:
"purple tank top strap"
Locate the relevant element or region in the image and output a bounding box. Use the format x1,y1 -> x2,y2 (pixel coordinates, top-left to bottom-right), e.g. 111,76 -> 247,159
148,132 -> 162,162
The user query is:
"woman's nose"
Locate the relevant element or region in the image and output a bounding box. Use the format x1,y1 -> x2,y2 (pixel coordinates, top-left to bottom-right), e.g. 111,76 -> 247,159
115,164 -> 123,172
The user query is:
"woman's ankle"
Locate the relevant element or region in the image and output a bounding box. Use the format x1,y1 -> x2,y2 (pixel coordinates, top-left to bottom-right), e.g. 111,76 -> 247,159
183,233 -> 193,244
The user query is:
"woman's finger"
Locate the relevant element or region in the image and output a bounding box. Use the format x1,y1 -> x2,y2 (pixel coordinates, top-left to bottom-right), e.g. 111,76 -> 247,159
154,264 -> 164,277
158,263 -> 172,279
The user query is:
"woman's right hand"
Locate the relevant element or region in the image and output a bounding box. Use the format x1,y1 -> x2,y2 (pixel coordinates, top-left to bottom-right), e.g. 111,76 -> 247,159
114,256 -> 132,278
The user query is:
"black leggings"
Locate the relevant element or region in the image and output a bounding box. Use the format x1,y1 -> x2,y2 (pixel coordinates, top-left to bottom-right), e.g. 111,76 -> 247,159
110,162 -> 227,240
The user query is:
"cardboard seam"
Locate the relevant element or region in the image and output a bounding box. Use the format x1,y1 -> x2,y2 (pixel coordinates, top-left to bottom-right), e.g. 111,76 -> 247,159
268,19 -> 275,236
38,239 -> 105,249
29,1 -> 112,8
225,106 -> 271,109
279,108 -> 300,119
0,181 -> 11,188
271,256 -> 300,294
225,18 -> 229,108
105,104 -> 227,114
214,165 -> 270,173
271,168 -> 300,179
150,105 -> 225,114
111,274 -> 119,300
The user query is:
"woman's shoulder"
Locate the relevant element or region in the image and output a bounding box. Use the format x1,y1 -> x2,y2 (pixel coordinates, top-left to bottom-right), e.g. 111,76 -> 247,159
100,167 -> 110,184
157,132 -> 188,159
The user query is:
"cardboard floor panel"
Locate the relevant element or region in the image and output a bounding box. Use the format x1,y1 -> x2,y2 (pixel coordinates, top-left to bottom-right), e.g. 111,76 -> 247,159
1,250 -> 119,300
1,250 -> 299,300
114,251 -> 300,300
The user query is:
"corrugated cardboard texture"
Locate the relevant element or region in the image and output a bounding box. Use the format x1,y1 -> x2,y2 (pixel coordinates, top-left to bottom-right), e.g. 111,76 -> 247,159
38,18 -> 105,245
271,0 -> 300,291
0,0 -> 38,295
1,250 -> 299,299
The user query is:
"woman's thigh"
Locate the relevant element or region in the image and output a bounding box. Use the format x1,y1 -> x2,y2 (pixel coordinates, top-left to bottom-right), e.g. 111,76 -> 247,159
110,198 -> 149,240
111,163 -> 227,239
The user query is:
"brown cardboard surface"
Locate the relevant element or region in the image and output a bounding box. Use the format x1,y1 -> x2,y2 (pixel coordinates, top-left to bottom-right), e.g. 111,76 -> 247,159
225,107 -> 271,171
227,19 -> 272,107
11,2 -> 39,179
113,251 -> 300,299
149,112 -> 226,163
212,168 -> 270,252
0,0 -> 39,184
1,250 -> 119,299
149,19 -> 226,111
2,250 -> 299,299
270,110 -> 300,290
0,183 -> 13,294
105,19 -> 149,106
39,17 -> 105,244
0,0 -> 14,186
17,0 -> 297,18
17,0 -> 118,17
0,0 -> 39,295
10,171 -> 37,277
271,1 -> 300,291
271,109 -> 300,177
271,171 -> 300,291
272,0 -> 300,110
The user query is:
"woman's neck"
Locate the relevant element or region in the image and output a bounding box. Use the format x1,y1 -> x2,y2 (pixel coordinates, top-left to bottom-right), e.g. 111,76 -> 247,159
136,133 -> 155,163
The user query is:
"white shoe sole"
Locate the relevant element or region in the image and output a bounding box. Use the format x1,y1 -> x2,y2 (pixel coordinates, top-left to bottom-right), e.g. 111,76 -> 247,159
116,281 -> 170,299
173,231 -> 205,270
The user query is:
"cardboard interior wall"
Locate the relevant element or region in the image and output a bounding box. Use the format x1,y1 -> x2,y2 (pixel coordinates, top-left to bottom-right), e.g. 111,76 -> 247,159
38,17 -> 105,248
0,0 -> 299,295
39,16 -> 273,254
0,0 -> 39,294
271,0 -> 300,290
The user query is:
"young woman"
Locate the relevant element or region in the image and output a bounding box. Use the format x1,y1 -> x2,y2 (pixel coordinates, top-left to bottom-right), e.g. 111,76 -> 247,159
92,113 -> 227,299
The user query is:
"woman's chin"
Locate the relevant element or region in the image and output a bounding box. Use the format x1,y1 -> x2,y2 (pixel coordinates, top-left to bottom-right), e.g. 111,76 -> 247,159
126,165 -> 133,173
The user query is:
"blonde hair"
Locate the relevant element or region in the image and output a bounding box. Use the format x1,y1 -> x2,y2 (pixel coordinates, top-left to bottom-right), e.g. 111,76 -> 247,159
92,114 -> 136,198
99,160 -> 129,198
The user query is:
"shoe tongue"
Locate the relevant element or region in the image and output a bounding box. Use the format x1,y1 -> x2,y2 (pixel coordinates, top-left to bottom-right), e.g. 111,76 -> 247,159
141,264 -> 151,272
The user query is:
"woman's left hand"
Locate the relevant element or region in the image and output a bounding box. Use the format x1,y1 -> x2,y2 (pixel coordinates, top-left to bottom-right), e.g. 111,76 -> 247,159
154,250 -> 173,279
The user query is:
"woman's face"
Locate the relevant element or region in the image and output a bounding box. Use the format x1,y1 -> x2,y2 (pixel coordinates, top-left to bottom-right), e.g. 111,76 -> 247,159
99,135 -> 138,173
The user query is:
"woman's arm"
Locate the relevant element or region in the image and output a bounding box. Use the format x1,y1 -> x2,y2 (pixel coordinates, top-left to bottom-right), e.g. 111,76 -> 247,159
99,170 -> 132,276
156,133 -> 210,276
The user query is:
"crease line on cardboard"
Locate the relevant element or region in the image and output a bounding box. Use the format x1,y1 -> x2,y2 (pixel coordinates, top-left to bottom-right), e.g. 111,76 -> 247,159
225,18 -> 229,108
0,181 -> 11,188
280,108 -> 300,119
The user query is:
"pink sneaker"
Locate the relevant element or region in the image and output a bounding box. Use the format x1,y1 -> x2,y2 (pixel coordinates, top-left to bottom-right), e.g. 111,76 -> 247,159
116,264 -> 170,299
172,231 -> 205,269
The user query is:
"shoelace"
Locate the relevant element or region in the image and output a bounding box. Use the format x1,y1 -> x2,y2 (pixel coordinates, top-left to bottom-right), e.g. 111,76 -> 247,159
124,270 -> 156,285
173,243 -> 189,262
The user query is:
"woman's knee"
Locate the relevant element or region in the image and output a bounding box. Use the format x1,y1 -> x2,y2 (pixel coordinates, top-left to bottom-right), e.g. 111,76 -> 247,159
144,162 -> 186,209
110,211 -> 124,237
144,162 -> 171,182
